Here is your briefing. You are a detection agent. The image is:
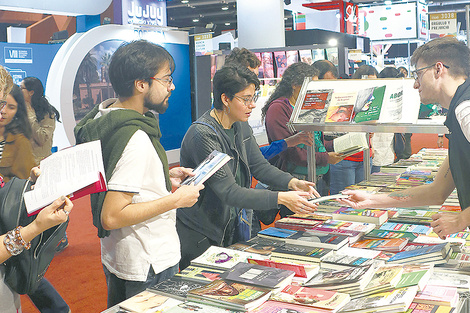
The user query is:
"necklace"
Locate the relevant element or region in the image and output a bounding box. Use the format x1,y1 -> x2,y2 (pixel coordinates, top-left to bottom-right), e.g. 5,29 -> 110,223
213,109 -> 224,127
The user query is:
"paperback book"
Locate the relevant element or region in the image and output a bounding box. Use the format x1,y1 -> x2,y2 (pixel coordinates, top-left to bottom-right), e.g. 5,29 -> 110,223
387,242 -> 451,264
320,253 -> 378,270
181,150 -> 231,186
350,265 -> 403,299
333,133 -> 369,157
190,246 -> 268,271
284,231 -> 349,250
294,89 -> 334,123
363,229 -> 418,241
274,217 -> 323,231
257,227 -> 297,240
250,300 -> 334,313
304,264 -> 377,291
379,222 -> 432,235
321,220 -> 376,234
175,265 -> 224,283
414,285 -> 459,307
247,258 -> 320,282
332,207 -> 388,225
271,244 -> 334,264
187,280 -> 272,311
148,277 -> 207,301
350,238 -> 408,252
118,290 -> 171,313
395,264 -> 433,291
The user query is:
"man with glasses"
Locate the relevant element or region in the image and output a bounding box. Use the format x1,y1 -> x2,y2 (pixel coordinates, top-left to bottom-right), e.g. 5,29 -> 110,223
340,37 -> 470,239
74,40 -> 203,307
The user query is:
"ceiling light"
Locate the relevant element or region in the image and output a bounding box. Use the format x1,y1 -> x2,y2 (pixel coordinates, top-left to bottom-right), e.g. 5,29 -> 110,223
221,6 -> 229,10
225,22 -> 230,26
329,39 -> 338,46
181,0 -> 189,3
193,18 -> 199,22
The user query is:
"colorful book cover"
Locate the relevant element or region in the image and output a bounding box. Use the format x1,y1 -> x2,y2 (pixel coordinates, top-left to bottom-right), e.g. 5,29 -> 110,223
353,85 -> 387,123
321,220 -> 376,233
284,231 -> 349,250
414,285 -> 459,307
332,208 -> 388,225
304,265 -> 375,290
247,258 -> 319,279
296,89 -> 334,123
299,49 -> 313,65
387,243 -> 450,263
262,52 -> 275,86
395,264 -> 433,290
286,50 -> 299,66
379,222 -> 432,235
364,229 -> 418,241
273,51 -> 288,78
258,227 -> 297,239
274,217 -> 323,232
324,92 -> 356,122
351,238 -> 408,251
254,52 -> 264,83
175,265 -> 224,283
406,302 -> 455,313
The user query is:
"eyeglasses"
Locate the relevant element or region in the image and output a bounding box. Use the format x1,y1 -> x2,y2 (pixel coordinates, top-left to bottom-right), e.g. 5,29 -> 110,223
0,100 -> 6,110
411,63 -> 449,80
150,76 -> 173,87
233,91 -> 260,106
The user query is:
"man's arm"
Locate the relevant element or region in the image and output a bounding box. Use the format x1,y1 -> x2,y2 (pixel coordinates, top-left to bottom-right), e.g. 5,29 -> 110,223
341,156 -> 455,209
101,184 -> 203,230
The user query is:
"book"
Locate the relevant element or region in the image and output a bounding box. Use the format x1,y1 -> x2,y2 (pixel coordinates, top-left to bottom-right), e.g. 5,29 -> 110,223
270,285 -> 350,313
351,265 -> 403,299
350,238 -> 408,252
271,244 -> 334,264
187,279 -> 272,311
284,231 -> 349,250
333,132 -> 368,157
221,262 -> 295,291
427,269 -> 470,292
406,302 -> 456,313
340,286 -> 419,313
395,264 -> 434,291
353,85 -> 387,123
257,227 -> 297,240
320,220 -> 376,234
303,226 -> 363,244
308,194 -> 350,204
181,150 -> 231,186
163,301 -> 235,313
387,242 -> 451,264
332,207 -> 388,225
175,265 -> 224,283
304,264 -> 377,291
247,258 -> 320,284
364,229 -> 418,241
273,51 -> 287,78
379,222 -> 432,235
118,290 -> 170,312
320,253 -> 379,270
414,285 -> 459,307
289,213 -> 332,222
23,140 -> 107,215
190,246 -> 268,271
148,276 -> 207,301
325,93 -> 356,122
274,217 -> 323,231
250,300 -> 334,313
294,88 -> 334,123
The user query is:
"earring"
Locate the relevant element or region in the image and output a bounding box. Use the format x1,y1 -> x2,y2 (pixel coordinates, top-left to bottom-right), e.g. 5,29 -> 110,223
225,106 -> 231,114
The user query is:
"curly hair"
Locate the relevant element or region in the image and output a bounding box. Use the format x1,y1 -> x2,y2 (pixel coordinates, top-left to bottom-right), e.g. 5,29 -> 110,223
5,84 -> 32,139
312,60 -> 338,79
0,66 -> 13,99
225,47 -> 261,69
262,62 -> 316,120
22,77 -> 60,123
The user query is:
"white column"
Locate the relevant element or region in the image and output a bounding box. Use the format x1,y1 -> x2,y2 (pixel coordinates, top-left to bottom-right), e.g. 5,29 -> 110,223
237,0 -> 285,49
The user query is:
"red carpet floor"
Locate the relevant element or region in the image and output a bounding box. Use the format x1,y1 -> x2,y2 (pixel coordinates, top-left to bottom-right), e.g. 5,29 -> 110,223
20,195 -> 108,312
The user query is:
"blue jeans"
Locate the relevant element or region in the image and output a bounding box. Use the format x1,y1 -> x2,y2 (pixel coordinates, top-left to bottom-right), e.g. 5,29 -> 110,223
103,263 -> 179,308
329,159 -> 372,194
28,278 -> 69,313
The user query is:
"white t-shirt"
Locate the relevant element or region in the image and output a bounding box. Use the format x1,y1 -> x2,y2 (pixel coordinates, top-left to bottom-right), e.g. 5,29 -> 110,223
98,102 -> 180,281
0,266 -> 21,313
371,133 -> 395,167
455,100 -> 470,143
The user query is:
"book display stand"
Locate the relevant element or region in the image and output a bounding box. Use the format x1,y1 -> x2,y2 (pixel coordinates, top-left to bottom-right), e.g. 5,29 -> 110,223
288,78 -> 449,182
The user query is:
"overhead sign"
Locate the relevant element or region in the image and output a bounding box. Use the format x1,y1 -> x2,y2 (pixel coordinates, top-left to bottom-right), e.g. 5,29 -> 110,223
122,0 -> 167,26
4,47 -> 33,64
429,12 -> 457,39
194,33 -> 213,56
0,0 -> 112,15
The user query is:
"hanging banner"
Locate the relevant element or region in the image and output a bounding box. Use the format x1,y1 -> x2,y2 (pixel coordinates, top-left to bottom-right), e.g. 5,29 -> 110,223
122,0 -> 167,26
429,12 -> 457,39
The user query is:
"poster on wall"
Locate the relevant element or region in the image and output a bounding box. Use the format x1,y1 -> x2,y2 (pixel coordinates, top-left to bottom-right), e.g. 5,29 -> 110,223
286,51 -> 298,67
429,12 -> 457,39
358,2 -> 419,41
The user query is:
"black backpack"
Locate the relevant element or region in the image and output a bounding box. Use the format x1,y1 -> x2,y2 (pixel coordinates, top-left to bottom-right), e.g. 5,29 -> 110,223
0,177 -> 68,294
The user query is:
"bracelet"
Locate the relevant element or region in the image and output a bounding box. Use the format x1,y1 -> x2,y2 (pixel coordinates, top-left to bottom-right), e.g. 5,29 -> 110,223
3,226 -> 31,256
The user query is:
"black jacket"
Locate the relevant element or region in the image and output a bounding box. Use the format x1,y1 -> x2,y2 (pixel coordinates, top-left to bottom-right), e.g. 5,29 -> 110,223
177,110 -> 293,245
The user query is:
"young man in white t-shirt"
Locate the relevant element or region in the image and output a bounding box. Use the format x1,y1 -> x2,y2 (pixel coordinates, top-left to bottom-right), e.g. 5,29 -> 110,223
74,40 -> 204,308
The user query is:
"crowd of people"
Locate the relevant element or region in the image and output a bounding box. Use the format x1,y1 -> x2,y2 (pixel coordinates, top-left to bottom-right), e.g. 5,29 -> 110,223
0,36 -> 469,312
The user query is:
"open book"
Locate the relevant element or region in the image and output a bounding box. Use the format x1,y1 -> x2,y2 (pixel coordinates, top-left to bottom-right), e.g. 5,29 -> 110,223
333,133 -> 369,157
181,150 -> 231,186
23,140 -> 107,215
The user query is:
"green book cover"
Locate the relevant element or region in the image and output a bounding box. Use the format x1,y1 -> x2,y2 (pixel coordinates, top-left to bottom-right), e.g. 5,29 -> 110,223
395,270 -> 429,289
354,85 -> 387,123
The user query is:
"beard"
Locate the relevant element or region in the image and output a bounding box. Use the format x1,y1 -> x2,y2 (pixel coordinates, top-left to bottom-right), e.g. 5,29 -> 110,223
144,92 -> 170,114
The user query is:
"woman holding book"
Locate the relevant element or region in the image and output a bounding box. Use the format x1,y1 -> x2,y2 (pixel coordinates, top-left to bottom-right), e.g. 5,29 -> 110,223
262,62 -> 343,196
177,65 -> 320,269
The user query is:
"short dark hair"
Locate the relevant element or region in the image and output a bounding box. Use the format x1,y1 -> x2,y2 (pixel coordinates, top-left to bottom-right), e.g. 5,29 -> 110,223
352,65 -> 378,79
312,60 -> 338,79
378,67 -> 404,79
109,40 -> 175,97
410,37 -> 470,79
225,47 -> 261,69
5,84 -> 32,139
213,65 -> 260,110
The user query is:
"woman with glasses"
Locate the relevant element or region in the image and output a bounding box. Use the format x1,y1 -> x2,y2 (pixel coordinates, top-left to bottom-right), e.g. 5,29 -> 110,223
21,77 -> 60,165
0,84 -> 35,182
177,65 -> 320,269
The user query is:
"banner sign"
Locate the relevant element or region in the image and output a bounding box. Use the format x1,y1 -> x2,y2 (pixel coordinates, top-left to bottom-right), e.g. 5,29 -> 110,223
429,12 -> 457,39
4,47 -> 33,64
0,0 -> 112,15
194,33 -> 213,56
122,0 -> 167,26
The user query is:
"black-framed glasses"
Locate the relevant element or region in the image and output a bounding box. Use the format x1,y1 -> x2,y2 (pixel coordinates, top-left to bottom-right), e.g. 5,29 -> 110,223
411,63 -> 449,80
150,76 -> 173,87
233,91 -> 260,106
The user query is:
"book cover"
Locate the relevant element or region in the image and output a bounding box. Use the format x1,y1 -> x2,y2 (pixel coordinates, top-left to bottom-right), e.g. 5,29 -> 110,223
262,52 -> 275,86
187,280 -> 272,311
221,262 -> 295,290
340,286 -> 419,313
395,264 -> 433,291
387,242 -> 450,264
181,150 -> 231,186
289,213 -> 332,222
190,246 -> 268,271
320,253 -> 377,270
175,265 -> 224,283
257,227 -> 297,240
273,51 -> 288,78
227,241 -> 277,256
311,49 -> 326,62
271,244 -> 334,263
270,285 -> 350,313
274,217 -> 323,232
379,222 -> 432,235
118,290 -> 170,312
247,258 -> 320,279
350,238 -> 408,251
353,85 -> 387,123
164,301 -> 235,313
364,229 -> 418,241
299,49 -> 313,65
406,302 -> 456,313
357,265 -> 403,296
324,93 -> 356,123
414,285 -> 459,307
305,226 -> 363,244
286,50 -> 299,66
148,277 -> 207,301
284,231 -> 349,250
304,265 -> 376,290
321,220 -> 376,234
427,270 -> 470,291
332,207 -> 388,225
250,300 -> 333,313
296,89 -> 334,123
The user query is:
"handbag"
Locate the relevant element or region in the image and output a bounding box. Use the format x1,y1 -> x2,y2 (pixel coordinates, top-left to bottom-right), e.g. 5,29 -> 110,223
0,177 -> 68,294
235,208 -> 251,242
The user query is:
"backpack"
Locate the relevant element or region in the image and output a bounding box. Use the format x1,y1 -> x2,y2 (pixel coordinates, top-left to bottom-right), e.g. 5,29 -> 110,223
0,177 -> 68,294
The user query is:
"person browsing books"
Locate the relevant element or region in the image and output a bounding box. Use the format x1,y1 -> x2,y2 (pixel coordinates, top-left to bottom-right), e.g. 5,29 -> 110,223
177,65 -> 320,270
339,37 -> 470,240
74,40 -> 204,308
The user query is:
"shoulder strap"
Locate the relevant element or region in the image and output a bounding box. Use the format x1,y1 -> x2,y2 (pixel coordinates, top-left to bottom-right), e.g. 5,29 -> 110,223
193,121 -> 218,135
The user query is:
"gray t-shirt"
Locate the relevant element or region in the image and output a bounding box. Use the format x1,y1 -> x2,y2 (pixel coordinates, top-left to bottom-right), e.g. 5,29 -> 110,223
0,265 -> 21,313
